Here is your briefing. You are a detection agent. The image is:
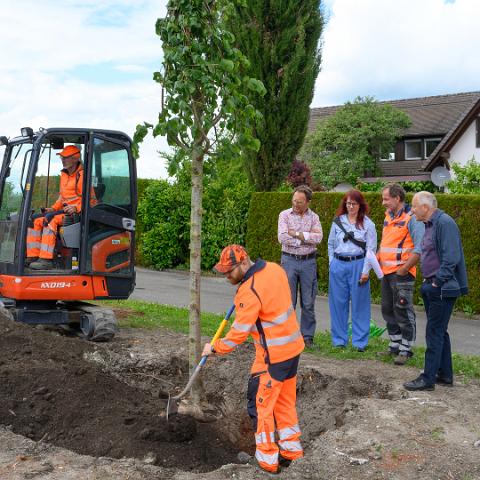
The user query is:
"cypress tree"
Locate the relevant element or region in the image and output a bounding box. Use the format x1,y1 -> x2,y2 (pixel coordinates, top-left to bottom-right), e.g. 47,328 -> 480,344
229,0 -> 324,191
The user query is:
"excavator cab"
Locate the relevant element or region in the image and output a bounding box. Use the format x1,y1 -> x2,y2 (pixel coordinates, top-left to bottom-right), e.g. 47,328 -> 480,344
0,128 -> 137,340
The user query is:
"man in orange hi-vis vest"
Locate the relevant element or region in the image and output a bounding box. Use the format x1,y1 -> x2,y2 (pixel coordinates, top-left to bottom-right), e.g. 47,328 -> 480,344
27,145 -> 85,270
377,183 -> 425,366
202,245 -> 305,474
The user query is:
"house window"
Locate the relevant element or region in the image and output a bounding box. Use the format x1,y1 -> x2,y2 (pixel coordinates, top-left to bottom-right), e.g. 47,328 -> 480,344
425,138 -> 442,158
405,139 -> 422,160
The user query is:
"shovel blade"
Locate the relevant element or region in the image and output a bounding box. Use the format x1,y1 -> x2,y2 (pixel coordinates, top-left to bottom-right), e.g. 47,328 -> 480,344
166,394 -> 179,421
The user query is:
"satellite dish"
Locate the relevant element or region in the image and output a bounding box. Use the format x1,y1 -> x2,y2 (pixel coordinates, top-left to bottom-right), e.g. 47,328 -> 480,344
431,166 -> 451,187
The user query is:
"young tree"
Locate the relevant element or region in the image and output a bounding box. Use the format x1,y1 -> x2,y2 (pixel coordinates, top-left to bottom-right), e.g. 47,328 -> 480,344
133,0 -> 264,390
228,0 -> 324,191
300,97 -> 411,190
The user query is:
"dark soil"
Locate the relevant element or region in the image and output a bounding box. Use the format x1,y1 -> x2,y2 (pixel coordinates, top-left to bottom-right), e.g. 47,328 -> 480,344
0,314 -> 239,474
1,309 -> 479,480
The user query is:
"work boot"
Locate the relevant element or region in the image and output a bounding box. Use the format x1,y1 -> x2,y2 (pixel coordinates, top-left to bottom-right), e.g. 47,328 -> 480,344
394,352 -> 410,365
24,257 -> 38,267
376,349 -> 398,358
29,258 -> 54,270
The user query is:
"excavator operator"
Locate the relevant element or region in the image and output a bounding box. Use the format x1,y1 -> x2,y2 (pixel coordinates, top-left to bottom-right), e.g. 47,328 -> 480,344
26,145 -> 84,270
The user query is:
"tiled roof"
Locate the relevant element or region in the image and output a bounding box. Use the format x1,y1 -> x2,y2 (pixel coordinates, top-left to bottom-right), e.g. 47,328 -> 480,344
309,91 -> 480,137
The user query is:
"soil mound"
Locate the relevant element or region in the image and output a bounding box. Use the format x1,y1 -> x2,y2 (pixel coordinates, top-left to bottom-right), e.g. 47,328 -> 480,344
0,314 -> 238,473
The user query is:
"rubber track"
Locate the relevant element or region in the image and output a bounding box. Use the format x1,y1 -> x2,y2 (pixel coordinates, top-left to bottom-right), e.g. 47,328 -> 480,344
76,304 -> 118,342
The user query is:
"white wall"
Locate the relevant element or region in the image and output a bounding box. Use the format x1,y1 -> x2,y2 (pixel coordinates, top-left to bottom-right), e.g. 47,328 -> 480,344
449,117 -> 480,167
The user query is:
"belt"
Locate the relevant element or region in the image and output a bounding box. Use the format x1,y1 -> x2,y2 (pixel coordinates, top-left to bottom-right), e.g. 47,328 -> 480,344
334,253 -> 365,262
282,251 -> 317,260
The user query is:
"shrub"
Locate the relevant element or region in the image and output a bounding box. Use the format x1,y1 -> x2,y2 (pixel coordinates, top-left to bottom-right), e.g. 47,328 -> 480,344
246,192 -> 480,313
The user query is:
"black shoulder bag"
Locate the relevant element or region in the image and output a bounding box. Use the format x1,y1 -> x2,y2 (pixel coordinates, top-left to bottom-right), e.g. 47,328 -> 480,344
333,216 -> 366,251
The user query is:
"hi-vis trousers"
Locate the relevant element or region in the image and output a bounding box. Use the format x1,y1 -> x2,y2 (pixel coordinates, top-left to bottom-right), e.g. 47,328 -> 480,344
26,214 -> 65,260
247,355 -> 303,473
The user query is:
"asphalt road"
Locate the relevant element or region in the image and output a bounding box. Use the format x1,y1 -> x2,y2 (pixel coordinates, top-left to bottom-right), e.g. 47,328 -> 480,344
132,267 -> 480,356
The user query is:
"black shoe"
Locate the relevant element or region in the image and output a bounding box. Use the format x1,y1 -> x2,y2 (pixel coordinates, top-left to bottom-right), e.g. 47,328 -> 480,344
278,455 -> 292,468
436,376 -> 453,386
304,338 -> 314,349
403,376 -> 435,391
356,347 -> 366,353
29,259 -> 54,270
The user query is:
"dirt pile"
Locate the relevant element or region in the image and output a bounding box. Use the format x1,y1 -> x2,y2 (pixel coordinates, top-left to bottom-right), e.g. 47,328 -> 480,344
1,311 -> 479,479
0,314 -> 238,474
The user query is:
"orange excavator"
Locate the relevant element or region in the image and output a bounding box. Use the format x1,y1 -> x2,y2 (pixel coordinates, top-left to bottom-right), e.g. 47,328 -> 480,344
0,127 -> 137,341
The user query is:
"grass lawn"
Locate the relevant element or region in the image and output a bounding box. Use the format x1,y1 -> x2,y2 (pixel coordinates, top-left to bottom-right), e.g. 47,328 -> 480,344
100,299 -> 480,381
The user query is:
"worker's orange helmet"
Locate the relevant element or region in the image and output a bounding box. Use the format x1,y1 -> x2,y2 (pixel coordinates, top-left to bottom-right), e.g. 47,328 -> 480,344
57,145 -> 81,158
214,244 -> 248,273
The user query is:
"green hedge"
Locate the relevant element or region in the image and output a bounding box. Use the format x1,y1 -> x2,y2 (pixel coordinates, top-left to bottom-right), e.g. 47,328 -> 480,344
246,192 -> 480,314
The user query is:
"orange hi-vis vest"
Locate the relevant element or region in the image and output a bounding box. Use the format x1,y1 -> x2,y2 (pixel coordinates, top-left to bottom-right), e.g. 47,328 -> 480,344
378,209 -> 417,277
51,164 -> 84,212
213,260 -> 305,373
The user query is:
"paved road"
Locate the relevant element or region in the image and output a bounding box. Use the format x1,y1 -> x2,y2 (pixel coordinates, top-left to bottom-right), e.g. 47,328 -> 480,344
132,267 -> 480,356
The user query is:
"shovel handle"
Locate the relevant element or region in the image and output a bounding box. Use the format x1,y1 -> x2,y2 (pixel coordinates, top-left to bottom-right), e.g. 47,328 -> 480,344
171,304 -> 235,400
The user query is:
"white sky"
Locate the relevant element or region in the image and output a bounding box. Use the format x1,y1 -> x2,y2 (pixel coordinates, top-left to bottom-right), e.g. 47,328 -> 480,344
0,0 -> 478,179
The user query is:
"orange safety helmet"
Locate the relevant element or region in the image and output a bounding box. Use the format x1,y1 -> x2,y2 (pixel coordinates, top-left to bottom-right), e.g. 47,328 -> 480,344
57,145 -> 81,158
214,244 -> 248,273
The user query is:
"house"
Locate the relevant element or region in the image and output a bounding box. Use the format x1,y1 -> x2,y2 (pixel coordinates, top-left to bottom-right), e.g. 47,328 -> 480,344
308,91 -> 480,183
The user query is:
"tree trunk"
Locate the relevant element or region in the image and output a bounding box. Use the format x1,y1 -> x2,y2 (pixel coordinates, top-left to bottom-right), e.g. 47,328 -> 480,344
188,144 -> 204,402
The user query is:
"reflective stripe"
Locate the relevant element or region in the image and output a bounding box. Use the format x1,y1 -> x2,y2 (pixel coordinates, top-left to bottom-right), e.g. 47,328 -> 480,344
260,305 -> 294,329
379,247 -> 414,253
40,244 -> 55,254
255,431 -> 275,444
381,260 -> 406,266
62,195 -> 81,201
278,424 -> 300,439
231,321 -> 253,333
265,330 -> 302,347
278,440 -> 302,452
219,339 -> 237,349
27,229 -> 41,238
389,341 -> 400,349
41,228 -> 56,237
26,242 -> 41,250
389,334 -> 402,341
255,450 -> 278,466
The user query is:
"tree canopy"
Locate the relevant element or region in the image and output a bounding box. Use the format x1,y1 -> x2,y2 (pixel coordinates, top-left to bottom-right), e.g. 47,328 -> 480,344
228,0 -> 324,191
300,96 -> 411,190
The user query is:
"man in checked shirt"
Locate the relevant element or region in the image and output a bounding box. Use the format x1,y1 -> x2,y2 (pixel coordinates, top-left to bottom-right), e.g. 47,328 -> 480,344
278,185 -> 323,348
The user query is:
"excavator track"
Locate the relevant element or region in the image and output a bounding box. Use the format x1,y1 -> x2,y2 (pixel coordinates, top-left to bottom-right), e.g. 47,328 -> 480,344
75,304 -> 118,342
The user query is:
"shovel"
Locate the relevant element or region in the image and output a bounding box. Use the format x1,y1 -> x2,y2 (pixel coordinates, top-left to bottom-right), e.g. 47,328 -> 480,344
166,304 -> 235,420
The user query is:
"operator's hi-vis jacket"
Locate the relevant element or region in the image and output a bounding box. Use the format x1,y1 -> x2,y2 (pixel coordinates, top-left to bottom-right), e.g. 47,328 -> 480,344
378,209 -> 417,277
213,259 -> 304,373
51,163 -> 85,212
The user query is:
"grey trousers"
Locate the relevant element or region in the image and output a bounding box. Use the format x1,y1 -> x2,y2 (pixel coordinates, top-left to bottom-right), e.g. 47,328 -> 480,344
381,272 -> 416,354
281,254 -> 317,340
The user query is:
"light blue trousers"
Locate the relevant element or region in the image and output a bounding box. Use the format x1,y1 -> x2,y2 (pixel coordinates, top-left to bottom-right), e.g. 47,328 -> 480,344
328,257 -> 371,348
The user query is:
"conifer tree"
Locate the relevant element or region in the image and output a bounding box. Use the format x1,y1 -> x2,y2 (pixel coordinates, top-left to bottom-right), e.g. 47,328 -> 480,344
229,0 -> 324,191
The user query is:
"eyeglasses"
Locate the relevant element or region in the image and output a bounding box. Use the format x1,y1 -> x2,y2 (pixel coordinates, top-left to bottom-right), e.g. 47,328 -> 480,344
346,201 -> 359,207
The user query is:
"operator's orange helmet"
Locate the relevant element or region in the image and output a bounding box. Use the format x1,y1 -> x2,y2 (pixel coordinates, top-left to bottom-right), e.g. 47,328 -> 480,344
57,145 -> 81,158
214,244 -> 248,273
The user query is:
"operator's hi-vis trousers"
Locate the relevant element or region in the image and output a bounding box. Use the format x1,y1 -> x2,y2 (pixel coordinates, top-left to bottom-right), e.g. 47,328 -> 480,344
26,215 -> 65,260
247,355 -> 303,473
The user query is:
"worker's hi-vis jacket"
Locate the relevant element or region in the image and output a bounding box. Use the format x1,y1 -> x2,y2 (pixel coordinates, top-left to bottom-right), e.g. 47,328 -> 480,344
51,164 -> 84,212
213,259 -> 305,373
378,209 -> 416,277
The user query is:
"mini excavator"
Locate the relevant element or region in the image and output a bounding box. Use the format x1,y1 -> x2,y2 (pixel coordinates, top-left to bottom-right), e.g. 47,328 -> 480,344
0,127 -> 137,341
